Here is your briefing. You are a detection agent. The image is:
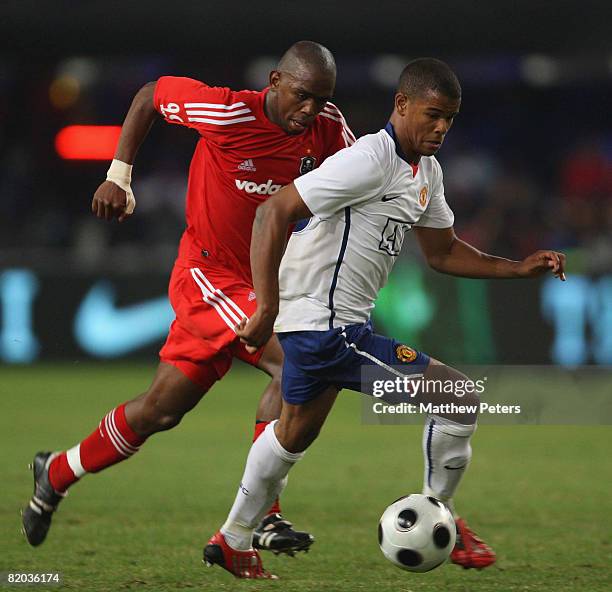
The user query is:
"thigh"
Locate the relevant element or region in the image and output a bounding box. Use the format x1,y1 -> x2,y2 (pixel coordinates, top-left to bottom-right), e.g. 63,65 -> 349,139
233,333 -> 283,376
277,325 -> 430,405
335,324 -> 430,398
125,361 -> 208,433
161,264 -> 258,387
281,357 -> 330,404
160,319 -> 233,389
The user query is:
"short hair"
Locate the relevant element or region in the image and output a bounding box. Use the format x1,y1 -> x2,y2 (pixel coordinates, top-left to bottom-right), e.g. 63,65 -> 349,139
398,58 -> 461,101
277,40 -> 336,78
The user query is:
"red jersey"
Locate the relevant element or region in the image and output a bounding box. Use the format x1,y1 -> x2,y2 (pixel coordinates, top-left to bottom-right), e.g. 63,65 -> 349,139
153,76 -> 355,282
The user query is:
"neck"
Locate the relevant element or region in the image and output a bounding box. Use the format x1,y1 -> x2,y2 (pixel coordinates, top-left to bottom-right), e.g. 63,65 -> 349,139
388,114 -> 420,165
264,90 -> 280,127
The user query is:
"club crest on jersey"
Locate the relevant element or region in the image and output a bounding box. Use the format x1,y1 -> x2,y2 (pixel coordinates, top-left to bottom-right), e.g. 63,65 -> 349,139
299,155 -> 317,175
396,344 -> 418,363
419,186 -> 428,207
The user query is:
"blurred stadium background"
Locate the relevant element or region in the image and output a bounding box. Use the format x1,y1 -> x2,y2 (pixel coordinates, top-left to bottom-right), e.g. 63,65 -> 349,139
2,3 -> 612,590
1,2 -> 610,367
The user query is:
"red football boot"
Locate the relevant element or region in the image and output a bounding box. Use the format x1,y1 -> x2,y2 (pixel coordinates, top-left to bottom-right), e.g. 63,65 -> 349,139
203,531 -> 277,579
450,517 -> 496,569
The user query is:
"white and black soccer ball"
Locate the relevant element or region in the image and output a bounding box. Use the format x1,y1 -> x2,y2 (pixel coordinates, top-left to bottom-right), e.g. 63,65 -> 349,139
378,494 -> 456,573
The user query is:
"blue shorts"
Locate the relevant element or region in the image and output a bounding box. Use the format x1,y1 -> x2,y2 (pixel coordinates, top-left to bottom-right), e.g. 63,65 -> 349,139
278,322 -> 431,405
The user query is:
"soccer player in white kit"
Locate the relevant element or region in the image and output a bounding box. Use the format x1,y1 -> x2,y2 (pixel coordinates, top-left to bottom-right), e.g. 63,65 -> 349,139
205,58 -> 566,578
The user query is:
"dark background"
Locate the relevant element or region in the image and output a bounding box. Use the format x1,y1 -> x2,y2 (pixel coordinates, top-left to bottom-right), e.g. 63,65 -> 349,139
2,1 -> 610,56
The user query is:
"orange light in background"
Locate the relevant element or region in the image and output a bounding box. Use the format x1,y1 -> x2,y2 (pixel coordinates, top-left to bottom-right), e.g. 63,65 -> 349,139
49,75 -> 81,109
55,125 -> 121,160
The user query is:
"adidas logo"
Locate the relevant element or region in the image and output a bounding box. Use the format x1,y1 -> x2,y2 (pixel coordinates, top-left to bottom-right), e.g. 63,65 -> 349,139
238,159 -> 256,172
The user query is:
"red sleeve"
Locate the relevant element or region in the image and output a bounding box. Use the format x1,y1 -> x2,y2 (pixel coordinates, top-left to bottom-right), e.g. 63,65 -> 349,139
319,102 -> 356,158
153,76 -> 253,139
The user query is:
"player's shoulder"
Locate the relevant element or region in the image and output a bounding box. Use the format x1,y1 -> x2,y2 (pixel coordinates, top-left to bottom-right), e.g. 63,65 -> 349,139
336,131 -> 390,187
156,76 -> 263,106
316,102 -> 356,144
156,75 -> 228,93
230,87 -> 266,105
317,101 -> 348,124
358,128 -> 399,164
420,155 -> 443,179
155,78 -> 266,130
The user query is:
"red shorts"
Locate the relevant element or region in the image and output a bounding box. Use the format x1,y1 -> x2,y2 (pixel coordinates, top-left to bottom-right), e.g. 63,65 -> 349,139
159,263 -> 264,390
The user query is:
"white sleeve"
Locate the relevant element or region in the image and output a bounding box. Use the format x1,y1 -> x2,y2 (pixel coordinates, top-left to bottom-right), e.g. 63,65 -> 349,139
294,143 -> 385,220
415,159 -> 454,229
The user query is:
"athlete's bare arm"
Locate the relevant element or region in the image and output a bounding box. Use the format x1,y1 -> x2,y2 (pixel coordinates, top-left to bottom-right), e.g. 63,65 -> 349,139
92,81 -> 158,221
414,226 -> 566,280
236,183 -> 312,350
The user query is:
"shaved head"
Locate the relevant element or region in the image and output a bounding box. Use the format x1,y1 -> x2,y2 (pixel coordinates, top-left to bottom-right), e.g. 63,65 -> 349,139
266,41 -> 336,135
277,40 -> 336,80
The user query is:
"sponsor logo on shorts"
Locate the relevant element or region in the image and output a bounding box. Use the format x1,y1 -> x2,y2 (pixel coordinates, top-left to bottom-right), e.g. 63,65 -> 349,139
248,291 -> 256,301
235,179 -> 282,195
396,344 -> 418,363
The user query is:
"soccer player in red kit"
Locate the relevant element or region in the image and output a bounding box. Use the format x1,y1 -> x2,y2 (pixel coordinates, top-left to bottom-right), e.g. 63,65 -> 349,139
22,42 -> 354,573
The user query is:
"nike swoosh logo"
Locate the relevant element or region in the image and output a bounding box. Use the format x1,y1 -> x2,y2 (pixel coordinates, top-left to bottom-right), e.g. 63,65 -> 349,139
74,281 -> 174,357
381,194 -> 400,202
444,464 -> 468,471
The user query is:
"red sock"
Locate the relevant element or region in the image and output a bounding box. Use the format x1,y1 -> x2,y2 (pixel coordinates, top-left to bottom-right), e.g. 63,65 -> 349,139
48,403 -> 146,493
253,420 -> 282,516
252,420 -> 268,442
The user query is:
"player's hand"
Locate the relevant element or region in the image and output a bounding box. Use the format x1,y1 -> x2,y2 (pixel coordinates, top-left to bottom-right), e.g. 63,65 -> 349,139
235,308 -> 277,354
91,180 -> 134,222
517,250 -> 566,281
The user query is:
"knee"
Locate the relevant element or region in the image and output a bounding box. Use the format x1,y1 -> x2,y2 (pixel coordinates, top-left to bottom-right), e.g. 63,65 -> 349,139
130,391 -> 185,436
275,421 -> 320,454
446,368 -> 480,424
430,364 -> 480,407
150,410 -> 184,432
452,369 -> 481,408
424,362 -> 481,424
296,424 -> 322,451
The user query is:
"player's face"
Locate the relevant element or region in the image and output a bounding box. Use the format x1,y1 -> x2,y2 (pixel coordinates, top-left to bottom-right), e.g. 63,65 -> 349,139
268,70 -> 335,135
395,90 -> 460,161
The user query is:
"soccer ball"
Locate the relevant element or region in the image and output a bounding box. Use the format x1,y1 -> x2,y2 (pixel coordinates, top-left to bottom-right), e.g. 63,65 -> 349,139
378,494 -> 456,572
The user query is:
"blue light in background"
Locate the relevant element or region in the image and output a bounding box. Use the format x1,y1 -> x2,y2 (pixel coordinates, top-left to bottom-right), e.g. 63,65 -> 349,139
0,269 -> 40,363
74,281 -> 174,358
589,277 -> 612,365
542,275 -> 612,365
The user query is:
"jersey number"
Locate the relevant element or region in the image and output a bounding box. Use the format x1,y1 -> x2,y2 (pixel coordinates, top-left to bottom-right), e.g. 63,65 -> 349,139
159,103 -> 184,123
379,218 -> 412,256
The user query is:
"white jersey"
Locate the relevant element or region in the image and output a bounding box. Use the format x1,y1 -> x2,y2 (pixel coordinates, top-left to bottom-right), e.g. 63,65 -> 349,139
274,123 -> 454,333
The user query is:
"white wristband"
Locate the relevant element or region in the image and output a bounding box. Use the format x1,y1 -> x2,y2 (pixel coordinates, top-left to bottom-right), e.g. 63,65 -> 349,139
106,159 -> 136,215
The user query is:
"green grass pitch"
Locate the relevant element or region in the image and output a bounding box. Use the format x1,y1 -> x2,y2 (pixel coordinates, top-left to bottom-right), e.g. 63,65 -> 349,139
2,363 -> 611,591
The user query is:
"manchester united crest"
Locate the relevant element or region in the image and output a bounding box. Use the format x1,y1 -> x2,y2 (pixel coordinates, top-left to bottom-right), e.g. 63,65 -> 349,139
396,344 -> 418,363
419,186 -> 428,207
299,155 -> 317,175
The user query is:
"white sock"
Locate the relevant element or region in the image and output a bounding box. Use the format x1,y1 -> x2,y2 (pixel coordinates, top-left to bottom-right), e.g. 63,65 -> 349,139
221,421 -> 304,550
422,414 -> 476,518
